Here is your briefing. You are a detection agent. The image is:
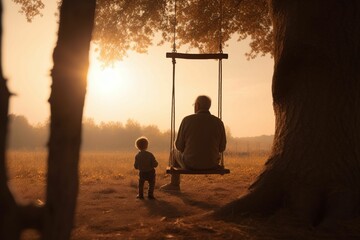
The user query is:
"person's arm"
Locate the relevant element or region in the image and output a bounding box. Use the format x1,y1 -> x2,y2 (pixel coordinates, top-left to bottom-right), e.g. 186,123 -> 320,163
175,120 -> 186,152
152,153 -> 158,168
134,155 -> 139,169
219,121 -> 227,152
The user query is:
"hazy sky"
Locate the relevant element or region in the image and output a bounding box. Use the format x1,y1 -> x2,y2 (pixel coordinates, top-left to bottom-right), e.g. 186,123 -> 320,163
3,0 -> 275,137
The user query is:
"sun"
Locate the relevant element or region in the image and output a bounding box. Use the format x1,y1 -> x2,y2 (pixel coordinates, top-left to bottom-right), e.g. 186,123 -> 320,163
88,65 -> 120,95
87,56 -> 129,97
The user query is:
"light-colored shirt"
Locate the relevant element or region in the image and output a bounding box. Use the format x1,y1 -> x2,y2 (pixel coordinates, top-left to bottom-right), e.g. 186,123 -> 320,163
134,150 -> 158,172
175,110 -> 226,170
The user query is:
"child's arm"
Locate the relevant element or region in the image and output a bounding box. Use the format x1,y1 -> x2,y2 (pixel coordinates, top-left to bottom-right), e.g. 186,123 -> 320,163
134,156 -> 139,169
152,154 -> 158,168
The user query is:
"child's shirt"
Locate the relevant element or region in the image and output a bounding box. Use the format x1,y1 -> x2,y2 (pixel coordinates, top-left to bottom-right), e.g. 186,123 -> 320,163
134,150 -> 158,172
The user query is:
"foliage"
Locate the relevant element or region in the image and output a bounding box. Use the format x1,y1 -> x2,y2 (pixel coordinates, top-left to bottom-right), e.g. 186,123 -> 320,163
8,115 -> 47,149
8,115 -> 171,151
8,114 -> 273,152
82,118 -> 170,151
12,0 -> 272,63
12,0 -> 45,22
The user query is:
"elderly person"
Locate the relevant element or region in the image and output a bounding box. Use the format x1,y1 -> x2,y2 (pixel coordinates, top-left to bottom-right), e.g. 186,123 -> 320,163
161,95 -> 227,191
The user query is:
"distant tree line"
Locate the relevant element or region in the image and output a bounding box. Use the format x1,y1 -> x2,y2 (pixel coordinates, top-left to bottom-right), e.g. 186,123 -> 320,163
82,118 -> 170,151
8,114 -> 273,152
8,115 -> 170,151
8,115 -> 48,150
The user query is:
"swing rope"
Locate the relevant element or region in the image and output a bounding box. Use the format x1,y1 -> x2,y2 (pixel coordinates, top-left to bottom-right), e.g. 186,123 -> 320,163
218,0 -> 224,167
168,0 -> 227,170
169,0 -> 177,168
172,0 -> 177,53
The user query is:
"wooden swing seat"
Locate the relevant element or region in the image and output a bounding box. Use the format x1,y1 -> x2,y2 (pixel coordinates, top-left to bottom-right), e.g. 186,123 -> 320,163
165,0 -> 230,176
166,166 -> 230,175
166,52 -> 228,60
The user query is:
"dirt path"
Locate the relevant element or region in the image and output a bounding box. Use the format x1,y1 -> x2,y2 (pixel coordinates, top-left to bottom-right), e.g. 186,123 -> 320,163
11,152 -> 358,239
72,174 -> 247,239
8,151 -> 258,239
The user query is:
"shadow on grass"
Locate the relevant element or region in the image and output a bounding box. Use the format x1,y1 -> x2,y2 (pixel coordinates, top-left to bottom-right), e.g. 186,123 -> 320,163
178,192 -> 220,210
143,199 -> 183,218
158,191 -> 220,211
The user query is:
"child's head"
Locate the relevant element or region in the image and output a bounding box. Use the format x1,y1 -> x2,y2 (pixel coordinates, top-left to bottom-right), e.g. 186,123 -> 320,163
135,136 -> 149,150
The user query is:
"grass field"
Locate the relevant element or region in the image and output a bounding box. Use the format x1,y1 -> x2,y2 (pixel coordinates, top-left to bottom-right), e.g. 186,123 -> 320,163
7,151 -> 358,239
7,151 -> 266,205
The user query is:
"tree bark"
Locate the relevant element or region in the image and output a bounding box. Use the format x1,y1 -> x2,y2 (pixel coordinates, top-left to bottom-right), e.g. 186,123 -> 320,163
217,0 -> 360,226
43,0 -> 95,239
0,0 -> 22,238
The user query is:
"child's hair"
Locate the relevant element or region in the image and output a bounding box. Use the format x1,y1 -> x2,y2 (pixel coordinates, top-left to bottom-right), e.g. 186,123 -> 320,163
135,136 -> 149,150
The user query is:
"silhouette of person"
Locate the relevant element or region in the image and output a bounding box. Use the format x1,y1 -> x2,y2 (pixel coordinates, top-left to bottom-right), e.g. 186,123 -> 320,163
134,136 -> 158,199
161,95 -> 226,191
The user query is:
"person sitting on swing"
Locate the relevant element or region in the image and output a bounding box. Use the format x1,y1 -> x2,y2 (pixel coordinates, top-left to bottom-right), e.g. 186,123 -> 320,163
161,95 -> 227,191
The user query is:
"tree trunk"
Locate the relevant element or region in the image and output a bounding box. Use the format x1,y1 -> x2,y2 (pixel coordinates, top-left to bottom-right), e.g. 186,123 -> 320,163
217,1 -> 360,226
0,0 -> 19,238
43,0 -> 95,239
1,0 -> 95,238
1,0 -> 45,238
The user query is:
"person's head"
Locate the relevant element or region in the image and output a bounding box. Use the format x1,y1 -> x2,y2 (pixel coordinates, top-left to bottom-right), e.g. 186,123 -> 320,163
135,136 -> 149,150
194,95 -> 211,113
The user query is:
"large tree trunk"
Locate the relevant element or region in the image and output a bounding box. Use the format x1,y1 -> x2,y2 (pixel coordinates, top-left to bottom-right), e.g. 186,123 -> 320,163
217,1 -> 360,226
0,1 -> 18,238
1,0 -> 95,239
1,1 -> 43,238
43,0 -> 95,239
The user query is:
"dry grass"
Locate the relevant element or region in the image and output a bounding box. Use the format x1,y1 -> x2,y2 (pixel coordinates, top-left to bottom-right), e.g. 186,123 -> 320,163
7,151 -> 359,239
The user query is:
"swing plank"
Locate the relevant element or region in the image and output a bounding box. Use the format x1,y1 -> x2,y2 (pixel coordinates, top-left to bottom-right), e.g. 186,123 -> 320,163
166,166 -> 230,175
166,52 -> 228,60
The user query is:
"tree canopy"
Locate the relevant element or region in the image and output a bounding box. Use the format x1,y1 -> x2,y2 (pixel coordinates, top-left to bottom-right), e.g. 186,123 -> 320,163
13,0 -> 272,63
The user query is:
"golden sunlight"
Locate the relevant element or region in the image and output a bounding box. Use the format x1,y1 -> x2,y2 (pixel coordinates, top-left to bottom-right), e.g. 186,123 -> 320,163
87,55 -> 130,97
88,66 -> 121,95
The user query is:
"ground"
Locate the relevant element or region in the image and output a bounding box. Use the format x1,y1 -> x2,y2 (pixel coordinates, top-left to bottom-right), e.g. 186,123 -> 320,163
6,151 -> 360,239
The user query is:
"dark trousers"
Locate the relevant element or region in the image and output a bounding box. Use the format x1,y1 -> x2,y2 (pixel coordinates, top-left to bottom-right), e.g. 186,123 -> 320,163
138,169 -> 156,197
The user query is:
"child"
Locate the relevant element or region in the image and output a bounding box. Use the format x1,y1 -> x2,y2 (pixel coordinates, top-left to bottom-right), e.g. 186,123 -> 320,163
134,136 -> 158,199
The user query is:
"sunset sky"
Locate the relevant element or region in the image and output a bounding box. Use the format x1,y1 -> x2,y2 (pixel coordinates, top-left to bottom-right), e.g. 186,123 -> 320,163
3,0 -> 274,137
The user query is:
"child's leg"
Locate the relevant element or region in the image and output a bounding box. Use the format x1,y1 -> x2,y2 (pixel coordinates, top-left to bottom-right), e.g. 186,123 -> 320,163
138,178 -> 145,198
148,175 -> 156,198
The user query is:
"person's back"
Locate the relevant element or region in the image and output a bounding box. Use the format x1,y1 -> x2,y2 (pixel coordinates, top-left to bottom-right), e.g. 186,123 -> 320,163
175,110 -> 226,170
135,150 -> 157,172
161,95 -> 227,191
